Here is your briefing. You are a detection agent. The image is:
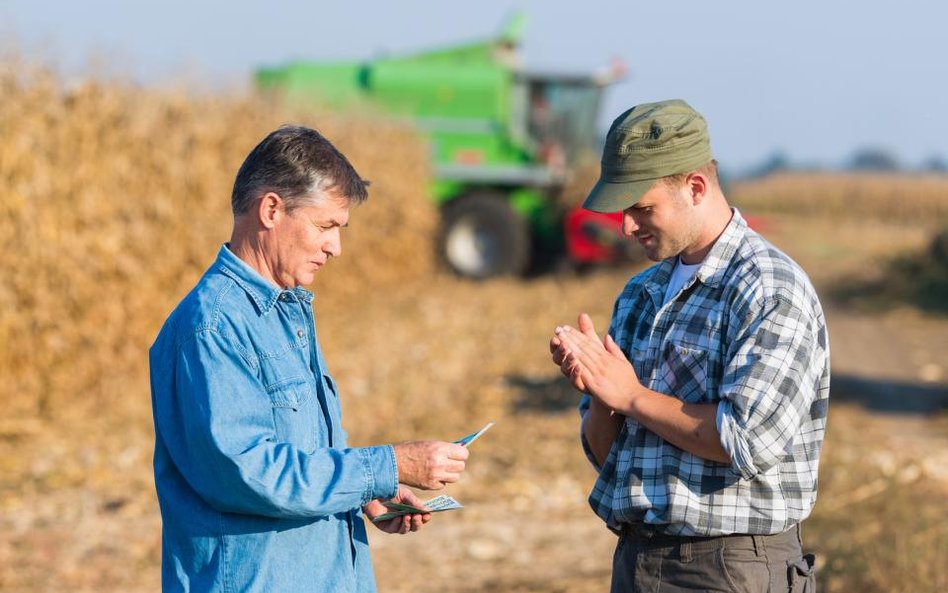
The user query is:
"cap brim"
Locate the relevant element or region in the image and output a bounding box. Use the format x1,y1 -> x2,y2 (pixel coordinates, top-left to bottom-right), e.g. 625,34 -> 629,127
582,177 -> 659,213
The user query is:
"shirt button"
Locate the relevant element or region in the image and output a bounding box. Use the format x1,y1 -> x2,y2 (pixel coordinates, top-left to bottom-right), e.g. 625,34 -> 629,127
297,329 -> 304,338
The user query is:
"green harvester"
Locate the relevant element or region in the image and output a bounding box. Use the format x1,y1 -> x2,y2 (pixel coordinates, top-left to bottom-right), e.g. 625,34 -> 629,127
256,14 -> 623,278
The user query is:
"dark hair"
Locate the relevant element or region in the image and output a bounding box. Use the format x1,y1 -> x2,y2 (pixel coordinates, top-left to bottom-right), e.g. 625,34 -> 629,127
231,125 -> 369,215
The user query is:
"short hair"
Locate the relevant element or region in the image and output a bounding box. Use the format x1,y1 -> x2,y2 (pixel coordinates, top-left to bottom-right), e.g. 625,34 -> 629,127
660,159 -> 720,191
231,125 -> 369,215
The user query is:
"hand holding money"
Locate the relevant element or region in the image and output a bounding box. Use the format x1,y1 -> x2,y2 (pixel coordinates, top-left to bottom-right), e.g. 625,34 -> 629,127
371,494 -> 464,523
392,440 -> 469,490
366,486 -> 433,534
379,422 -> 494,528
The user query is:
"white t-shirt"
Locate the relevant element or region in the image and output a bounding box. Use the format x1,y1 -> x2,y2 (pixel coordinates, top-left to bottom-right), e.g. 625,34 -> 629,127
663,257 -> 701,304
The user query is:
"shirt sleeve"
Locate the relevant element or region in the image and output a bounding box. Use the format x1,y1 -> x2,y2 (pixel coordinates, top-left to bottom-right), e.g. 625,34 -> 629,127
577,300 -> 624,472
716,295 -> 821,480
156,328 -> 398,519
577,394 -> 604,471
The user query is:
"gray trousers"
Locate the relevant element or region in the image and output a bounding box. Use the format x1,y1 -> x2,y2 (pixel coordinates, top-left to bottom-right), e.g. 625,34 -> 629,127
610,523 -> 816,593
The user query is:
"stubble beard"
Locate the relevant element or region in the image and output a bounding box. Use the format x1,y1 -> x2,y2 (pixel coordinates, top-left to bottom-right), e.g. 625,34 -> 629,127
654,190 -> 701,261
644,233 -> 689,262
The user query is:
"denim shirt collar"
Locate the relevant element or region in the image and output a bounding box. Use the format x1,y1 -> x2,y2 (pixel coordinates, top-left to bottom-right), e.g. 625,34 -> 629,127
214,244 -> 315,315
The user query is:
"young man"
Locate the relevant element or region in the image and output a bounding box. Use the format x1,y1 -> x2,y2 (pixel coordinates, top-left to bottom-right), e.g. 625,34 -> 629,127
550,100 -> 827,592
150,126 -> 469,593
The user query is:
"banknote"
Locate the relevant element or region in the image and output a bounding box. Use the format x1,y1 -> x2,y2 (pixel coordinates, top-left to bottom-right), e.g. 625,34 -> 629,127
371,495 -> 463,523
454,421 -> 494,447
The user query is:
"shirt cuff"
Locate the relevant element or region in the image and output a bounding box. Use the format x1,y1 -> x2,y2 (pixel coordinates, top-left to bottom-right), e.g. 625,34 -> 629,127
358,445 -> 399,504
577,395 -> 603,470
717,400 -> 757,480
579,412 -> 604,471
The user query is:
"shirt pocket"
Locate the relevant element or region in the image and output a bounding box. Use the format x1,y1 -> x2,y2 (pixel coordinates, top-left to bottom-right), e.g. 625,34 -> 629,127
660,341 -> 708,402
266,376 -> 317,454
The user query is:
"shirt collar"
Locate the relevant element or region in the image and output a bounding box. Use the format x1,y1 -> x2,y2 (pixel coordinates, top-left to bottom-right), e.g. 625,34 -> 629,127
694,208 -> 746,289
214,244 -> 315,315
643,207 -> 747,302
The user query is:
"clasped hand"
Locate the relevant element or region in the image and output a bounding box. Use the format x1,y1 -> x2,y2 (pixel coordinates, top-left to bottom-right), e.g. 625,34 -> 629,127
549,313 -> 643,414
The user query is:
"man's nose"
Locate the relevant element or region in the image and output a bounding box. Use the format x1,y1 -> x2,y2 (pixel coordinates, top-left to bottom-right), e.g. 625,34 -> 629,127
622,212 -> 639,236
325,229 -> 342,257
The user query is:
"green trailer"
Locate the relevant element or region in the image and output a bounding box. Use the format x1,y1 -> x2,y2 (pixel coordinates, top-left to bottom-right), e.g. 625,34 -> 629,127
256,15 -> 623,278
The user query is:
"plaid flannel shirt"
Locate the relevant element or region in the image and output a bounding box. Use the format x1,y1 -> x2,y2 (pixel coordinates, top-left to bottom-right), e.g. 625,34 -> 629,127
580,209 -> 829,536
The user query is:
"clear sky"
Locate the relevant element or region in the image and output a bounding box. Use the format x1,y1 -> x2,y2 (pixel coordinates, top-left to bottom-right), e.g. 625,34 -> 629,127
2,0 -> 945,172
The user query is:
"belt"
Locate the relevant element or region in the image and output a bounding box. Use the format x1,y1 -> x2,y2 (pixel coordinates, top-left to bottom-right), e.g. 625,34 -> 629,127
618,522 -> 803,558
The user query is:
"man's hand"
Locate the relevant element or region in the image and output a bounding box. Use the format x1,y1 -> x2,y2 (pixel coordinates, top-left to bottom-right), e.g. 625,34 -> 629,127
556,313 -> 731,464
392,441 -> 468,490
364,486 -> 432,534
550,329 -> 586,392
554,313 -> 644,414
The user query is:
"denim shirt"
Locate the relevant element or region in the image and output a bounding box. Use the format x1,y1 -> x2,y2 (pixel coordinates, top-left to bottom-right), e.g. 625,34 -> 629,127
149,245 -> 398,593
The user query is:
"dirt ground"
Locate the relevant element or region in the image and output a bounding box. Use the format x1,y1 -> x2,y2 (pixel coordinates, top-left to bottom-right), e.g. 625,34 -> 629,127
367,347 -> 948,593
1,213 -> 946,593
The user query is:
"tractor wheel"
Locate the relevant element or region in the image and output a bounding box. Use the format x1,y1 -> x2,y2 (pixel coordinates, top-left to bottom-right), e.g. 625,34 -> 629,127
438,192 -> 530,279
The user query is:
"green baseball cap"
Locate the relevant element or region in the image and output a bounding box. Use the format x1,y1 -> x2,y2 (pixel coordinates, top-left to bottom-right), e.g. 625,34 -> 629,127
583,99 -> 714,213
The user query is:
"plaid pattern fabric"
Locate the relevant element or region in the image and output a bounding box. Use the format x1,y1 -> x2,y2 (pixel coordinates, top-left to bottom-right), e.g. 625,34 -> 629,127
580,210 -> 830,536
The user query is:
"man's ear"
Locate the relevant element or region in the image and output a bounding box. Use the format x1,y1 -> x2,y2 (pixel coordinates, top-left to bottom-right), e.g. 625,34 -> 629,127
686,172 -> 709,206
257,192 -> 284,229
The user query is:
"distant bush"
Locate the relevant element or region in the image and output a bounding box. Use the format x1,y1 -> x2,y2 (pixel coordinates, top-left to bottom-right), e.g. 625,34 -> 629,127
848,147 -> 901,172
830,226 -> 948,314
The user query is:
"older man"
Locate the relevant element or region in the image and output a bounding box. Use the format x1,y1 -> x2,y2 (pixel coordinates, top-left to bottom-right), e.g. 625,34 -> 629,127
550,100 -> 827,592
149,125 -> 468,593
